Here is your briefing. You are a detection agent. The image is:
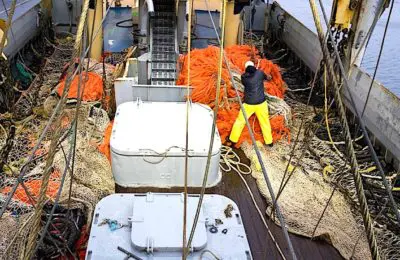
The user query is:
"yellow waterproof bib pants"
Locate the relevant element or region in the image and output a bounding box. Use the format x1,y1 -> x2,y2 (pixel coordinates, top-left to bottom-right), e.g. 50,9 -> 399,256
229,101 -> 273,144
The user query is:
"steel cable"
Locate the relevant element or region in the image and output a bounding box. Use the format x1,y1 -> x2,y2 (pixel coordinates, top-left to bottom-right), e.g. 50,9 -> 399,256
0,0 -> 116,219
185,0 -> 226,256
34,1 -> 116,256
309,0 -> 383,258
317,0 -> 400,233
183,0 -> 298,258
360,0 -> 395,117
22,0 -> 116,257
182,0 -> 193,256
23,0 -> 91,257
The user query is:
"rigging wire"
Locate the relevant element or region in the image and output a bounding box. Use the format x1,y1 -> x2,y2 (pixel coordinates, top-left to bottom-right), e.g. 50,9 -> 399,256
310,65 -> 346,239
0,0 -> 116,219
182,0 -> 193,256
24,0 -> 92,255
183,1 -> 298,259
34,35 -> 88,257
360,0 -> 395,117
66,0 -> 105,215
33,1 -> 116,256
184,0 -> 227,256
309,0 -> 392,258
271,39 -> 364,214
274,62 -> 323,206
0,1 -> 114,258
323,65 -> 344,158
316,0 -> 400,229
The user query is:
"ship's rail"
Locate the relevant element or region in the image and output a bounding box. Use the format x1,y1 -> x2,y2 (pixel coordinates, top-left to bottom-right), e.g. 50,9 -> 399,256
269,2 -> 400,170
0,0 -> 41,58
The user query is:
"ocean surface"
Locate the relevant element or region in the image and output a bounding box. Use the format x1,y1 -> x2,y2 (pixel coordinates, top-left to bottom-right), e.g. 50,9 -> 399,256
275,0 -> 400,97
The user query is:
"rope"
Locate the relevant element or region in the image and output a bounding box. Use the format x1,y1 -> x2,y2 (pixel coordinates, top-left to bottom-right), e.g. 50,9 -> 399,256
309,1 -> 381,258
0,0 -> 114,219
37,0 -> 116,250
182,0 -> 297,258
323,65 -> 344,159
199,249 -> 221,260
24,0 -> 91,257
310,64 -> 360,239
274,62 -> 322,205
360,0 -> 395,117
219,145 -> 287,260
141,146 -> 185,164
352,200 -> 389,259
219,146 -> 251,175
66,0 -> 99,216
184,0 -> 227,256
182,0 -> 193,256
0,0 -> 16,55
317,0 -> 400,225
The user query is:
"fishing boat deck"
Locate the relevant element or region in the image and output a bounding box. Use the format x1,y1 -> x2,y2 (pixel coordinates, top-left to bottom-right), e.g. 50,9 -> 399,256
117,148 -> 343,260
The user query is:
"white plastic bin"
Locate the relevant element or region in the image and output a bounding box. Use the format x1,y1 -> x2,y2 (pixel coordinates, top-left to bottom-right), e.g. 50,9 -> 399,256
110,101 -> 222,188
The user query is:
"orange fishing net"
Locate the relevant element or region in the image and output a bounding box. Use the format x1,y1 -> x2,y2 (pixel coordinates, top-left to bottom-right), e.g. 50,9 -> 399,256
98,121 -> 113,162
177,45 -> 290,147
75,224 -> 90,260
57,72 -> 103,101
1,170 -> 61,205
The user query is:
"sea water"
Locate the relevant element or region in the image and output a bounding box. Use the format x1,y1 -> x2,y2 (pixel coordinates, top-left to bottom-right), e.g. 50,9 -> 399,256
276,0 -> 400,96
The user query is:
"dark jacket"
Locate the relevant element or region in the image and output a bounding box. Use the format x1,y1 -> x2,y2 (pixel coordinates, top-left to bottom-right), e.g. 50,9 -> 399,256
241,66 -> 269,105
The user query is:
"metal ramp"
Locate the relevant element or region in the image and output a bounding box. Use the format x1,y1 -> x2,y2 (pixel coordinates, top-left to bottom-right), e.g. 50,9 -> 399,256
150,0 -> 177,86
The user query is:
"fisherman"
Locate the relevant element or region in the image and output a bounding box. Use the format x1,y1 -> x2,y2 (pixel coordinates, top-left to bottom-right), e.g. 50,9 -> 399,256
229,61 -> 273,147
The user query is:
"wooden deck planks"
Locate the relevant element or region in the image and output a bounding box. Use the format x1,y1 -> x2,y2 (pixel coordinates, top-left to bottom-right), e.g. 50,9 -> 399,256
116,149 -> 343,260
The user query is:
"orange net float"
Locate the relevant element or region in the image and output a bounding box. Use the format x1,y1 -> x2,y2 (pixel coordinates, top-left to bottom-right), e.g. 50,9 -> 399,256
177,45 -> 290,146
57,72 -> 103,101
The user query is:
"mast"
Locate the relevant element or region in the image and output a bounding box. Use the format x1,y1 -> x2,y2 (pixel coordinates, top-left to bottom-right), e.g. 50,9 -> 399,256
224,1 -> 239,46
330,0 -> 389,69
40,0 -> 53,16
88,0 -> 103,61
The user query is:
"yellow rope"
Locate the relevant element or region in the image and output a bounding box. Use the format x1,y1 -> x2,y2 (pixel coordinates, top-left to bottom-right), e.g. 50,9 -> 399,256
324,65 -> 343,157
309,1 -> 380,258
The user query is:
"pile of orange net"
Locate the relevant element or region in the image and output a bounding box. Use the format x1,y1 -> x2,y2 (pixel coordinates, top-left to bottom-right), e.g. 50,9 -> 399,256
1,170 -> 61,205
57,72 -> 104,101
177,45 -> 290,147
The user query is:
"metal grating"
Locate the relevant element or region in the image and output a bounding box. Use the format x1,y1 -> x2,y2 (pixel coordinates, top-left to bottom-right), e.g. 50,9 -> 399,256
150,0 -> 177,85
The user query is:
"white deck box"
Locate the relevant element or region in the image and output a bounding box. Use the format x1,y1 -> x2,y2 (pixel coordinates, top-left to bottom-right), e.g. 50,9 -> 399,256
86,193 -> 253,259
110,101 -> 222,188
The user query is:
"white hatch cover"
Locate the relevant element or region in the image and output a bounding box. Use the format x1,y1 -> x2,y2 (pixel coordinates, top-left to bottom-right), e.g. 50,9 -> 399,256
130,193 -> 207,251
111,101 -> 221,156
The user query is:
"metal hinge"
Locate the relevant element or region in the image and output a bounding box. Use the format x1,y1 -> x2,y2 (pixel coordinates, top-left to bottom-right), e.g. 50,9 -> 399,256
146,237 -> 154,254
